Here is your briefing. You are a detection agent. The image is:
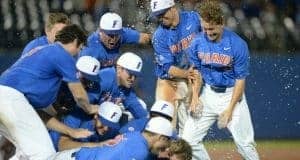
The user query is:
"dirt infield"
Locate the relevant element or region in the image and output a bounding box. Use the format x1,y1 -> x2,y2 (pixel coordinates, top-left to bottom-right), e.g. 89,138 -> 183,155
205,140 -> 300,160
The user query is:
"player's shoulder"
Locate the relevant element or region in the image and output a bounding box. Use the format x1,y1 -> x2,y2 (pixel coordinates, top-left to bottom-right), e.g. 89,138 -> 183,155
121,27 -> 135,33
100,67 -> 115,75
224,28 -> 248,48
87,31 -> 101,45
180,10 -> 200,22
24,36 -> 48,49
190,32 -> 205,46
225,29 -> 245,43
180,10 -> 199,18
153,26 -> 168,42
99,67 -> 116,82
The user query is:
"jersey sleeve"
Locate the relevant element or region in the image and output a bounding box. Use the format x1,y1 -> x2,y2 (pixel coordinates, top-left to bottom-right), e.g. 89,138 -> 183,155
232,40 -> 250,79
79,46 -> 101,60
188,36 -> 202,71
63,109 -> 82,129
121,28 -> 140,44
191,11 -> 202,32
152,30 -> 174,79
123,91 -> 148,119
52,51 -> 79,83
22,41 -> 37,56
119,120 -> 135,134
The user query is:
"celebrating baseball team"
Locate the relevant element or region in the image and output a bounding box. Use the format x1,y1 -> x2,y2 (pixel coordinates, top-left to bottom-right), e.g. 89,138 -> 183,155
0,0 -> 260,160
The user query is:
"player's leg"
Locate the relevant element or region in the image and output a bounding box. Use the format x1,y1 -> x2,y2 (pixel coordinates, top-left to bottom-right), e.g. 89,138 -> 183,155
176,80 -> 192,135
181,114 -> 216,160
227,95 -> 259,160
181,85 -> 221,160
155,79 -> 178,127
0,85 -> 56,160
177,99 -> 189,136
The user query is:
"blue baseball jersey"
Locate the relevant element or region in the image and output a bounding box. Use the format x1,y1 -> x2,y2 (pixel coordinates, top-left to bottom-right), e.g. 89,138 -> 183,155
79,28 -> 140,68
49,107 -> 119,151
0,43 -> 79,108
119,117 -> 148,134
98,67 -> 148,119
49,89 -> 103,151
189,28 -> 250,87
75,132 -> 149,160
152,11 -> 201,79
21,36 -> 49,56
119,117 -> 178,139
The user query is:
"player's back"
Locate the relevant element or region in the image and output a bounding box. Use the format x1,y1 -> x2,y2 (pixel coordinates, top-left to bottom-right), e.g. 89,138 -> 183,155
0,43 -> 78,108
21,36 -> 49,56
75,132 -> 149,160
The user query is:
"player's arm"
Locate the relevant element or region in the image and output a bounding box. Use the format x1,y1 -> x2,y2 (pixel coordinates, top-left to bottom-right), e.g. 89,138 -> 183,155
227,40 -> 250,113
138,33 -> 151,44
188,37 -> 204,112
218,40 -> 249,128
168,66 -> 195,79
36,109 -> 93,139
228,79 -> 245,112
217,78 -> 245,129
122,28 -> 151,45
58,135 -> 107,151
123,92 -> 148,119
53,49 -> 98,115
68,82 -> 98,115
190,69 -> 203,111
46,117 -> 93,139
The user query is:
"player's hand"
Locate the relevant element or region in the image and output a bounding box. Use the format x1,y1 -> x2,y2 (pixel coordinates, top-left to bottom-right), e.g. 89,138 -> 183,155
186,65 -> 196,80
190,98 -> 203,119
217,109 -> 233,129
105,134 -> 123,146
69,128 -> 94,139
87,104 -> 99,115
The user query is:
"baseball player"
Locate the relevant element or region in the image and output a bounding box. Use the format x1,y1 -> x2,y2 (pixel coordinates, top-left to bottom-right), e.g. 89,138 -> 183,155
21,12 -> 71,56
55,101 -> 122,151
0,25 -> 98,160
97,52 -> 148,119
119,100 -> 174,134
48,55 -> 101,151
184,1 -> 259,159
49,117 -> 173,160
149,0 -> 202,131
79,12 -> 151,69
119,100 -> 177,160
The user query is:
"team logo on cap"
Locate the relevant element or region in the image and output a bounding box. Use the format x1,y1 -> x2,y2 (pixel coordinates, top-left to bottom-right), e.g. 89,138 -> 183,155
112,20 -> 118,28
111,112 -> 118,119
153,1 -> 158,9
161,104 -> 168,110
136,62 -> 142,70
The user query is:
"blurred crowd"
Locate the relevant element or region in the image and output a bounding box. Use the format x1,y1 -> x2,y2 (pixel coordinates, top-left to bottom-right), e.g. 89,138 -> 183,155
0,0 -> 299,52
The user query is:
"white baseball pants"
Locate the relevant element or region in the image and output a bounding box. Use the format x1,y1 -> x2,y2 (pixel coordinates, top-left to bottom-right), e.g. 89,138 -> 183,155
181,84 -> 259,160
0,85 -> 56,160
47,148 -> 79,160
155,79 -> 191,133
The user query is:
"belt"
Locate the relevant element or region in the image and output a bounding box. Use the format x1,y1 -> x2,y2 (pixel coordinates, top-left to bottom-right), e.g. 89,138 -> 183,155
204,84 -> 227,93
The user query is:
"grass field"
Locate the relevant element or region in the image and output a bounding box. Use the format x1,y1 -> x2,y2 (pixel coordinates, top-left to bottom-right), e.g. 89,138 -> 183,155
204,139 -> 300,160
